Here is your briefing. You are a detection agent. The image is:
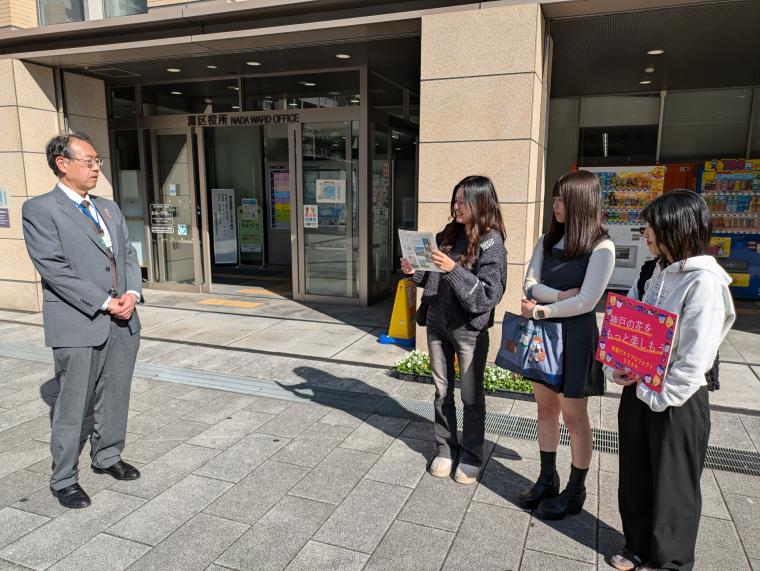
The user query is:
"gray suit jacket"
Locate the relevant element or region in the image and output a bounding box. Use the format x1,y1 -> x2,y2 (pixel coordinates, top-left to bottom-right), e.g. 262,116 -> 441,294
22,185 -> 142,348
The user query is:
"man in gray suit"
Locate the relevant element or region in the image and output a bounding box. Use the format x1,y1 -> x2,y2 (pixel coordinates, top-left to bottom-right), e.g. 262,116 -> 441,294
22,132 -> 142,509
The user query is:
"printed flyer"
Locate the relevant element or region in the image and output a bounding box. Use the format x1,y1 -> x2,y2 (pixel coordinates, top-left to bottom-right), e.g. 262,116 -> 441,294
398,229 -> 441,272
596,293 -> 679,393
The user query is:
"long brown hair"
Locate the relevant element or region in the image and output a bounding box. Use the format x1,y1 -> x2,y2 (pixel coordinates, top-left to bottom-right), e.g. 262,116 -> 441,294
438,175 -> 506,268
544,170 -> 607,259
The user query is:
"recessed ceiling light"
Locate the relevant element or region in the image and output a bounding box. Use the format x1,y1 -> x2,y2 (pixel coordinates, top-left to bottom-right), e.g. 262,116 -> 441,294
336,53 -> 351,59
303,82 -> 317,87
644,67 -> 655,73
232,105 -> 240,110
329,91 -> 341,96
349,98 -> 360,104
228,86 -> 239,91
246,61 -> 261,66
166,68 -> 181,73
206,65 -> 218,69
171,91 -> 182,95
639,80 -> 652,85
647,49 -> 664,55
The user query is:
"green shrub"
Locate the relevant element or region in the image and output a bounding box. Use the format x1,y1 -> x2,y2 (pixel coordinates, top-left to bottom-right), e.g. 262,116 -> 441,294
394,350 -> 533,395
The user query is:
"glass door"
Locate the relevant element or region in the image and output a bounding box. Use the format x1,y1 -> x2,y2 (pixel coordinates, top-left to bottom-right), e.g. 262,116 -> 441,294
144,128 -> 203,290
296,121 -> 360,300
370,124 -> 392,301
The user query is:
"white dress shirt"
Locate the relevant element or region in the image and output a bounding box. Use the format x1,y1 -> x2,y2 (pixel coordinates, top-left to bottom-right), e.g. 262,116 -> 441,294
58,183 -> 140,311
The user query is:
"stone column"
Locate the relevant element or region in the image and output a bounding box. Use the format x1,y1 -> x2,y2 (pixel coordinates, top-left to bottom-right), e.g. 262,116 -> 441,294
0,64 -> 112,311
0,60 -> 59,311
417,2 -> 550,358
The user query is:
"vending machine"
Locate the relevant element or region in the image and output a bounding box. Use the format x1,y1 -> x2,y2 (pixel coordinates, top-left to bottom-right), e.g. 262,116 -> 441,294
586,165 -> 667,289
697,159 -> 760,300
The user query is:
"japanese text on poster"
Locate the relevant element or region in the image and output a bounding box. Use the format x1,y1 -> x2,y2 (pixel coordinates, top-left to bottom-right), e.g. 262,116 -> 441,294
150,203 -> 174,234
238,204 -> 263,253
212,189 -> 237,264
269,168 -> 290,230
316,179 -> 346,204
596,293 -> 679,393
304,205 -> 318,228
398,229 -> 442,273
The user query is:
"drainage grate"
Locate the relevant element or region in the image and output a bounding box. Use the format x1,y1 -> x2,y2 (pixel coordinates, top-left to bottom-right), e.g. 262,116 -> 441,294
2,343 -> 760,477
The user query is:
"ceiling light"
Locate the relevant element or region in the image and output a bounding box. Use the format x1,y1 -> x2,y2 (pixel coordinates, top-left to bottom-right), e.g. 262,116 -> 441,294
228,86 -> 239,91
647,49 -> 664,55
232,105 -> 240,110
246,61 -> 261,66
639,80 -> 652,85
171,91 -> 182,95
336,53 -> 351,59
644,67 -> 655,73
166,67 -> 181,73
303,82 -> 316,87
329,91 -> 341,96
206,65 -> 218,69
204,98 -> 212,104
349,98 -> 360,104
288,101 -> 298,107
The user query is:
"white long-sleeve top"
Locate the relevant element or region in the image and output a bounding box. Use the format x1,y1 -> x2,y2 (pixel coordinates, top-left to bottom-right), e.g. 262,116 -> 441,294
523,235 -> 615,319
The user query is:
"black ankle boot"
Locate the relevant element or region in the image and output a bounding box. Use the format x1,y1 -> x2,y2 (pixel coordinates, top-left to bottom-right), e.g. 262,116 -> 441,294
535,464 -> 588,520
518,451 -> 560,510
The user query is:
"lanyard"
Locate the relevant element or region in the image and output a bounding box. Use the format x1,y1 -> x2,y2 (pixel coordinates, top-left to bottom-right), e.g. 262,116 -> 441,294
77,202 -> 103,233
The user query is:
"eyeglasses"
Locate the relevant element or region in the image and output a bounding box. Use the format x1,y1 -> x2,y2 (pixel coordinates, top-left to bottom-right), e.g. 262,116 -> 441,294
70,156 -> 104,168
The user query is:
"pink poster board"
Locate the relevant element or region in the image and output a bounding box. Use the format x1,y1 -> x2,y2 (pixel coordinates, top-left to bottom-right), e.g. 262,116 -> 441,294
596,293 -> 679,393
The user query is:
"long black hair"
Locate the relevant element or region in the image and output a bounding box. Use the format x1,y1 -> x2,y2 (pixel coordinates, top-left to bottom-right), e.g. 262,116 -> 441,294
438,175 -> 506,268
544,170 -> 607,259
641,189 -> 711,267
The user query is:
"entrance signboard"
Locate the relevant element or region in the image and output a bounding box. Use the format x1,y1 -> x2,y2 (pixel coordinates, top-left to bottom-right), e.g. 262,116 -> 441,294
187,112 -> 300,127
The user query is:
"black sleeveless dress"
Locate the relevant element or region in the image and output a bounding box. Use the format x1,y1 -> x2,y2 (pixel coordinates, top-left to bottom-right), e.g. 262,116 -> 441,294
535,245 -> 605,398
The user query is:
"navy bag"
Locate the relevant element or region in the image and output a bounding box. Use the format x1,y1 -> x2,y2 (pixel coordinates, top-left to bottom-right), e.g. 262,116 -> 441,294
495,312 -> 563,385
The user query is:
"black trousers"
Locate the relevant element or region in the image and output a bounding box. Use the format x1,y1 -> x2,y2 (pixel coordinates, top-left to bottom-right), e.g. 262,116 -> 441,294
618,384 -> 710,570
426,307 -> 488,467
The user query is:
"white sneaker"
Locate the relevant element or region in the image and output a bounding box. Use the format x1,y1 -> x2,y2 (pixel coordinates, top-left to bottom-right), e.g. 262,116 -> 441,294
454,463 -> 480,485
428,456 -> 454,478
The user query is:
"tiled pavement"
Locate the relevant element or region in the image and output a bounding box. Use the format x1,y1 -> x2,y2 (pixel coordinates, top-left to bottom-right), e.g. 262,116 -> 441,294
0,316 -> 759,570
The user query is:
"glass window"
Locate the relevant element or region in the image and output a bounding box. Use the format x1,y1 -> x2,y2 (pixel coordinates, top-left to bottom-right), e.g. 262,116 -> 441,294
660,88 -> 753,162
370,127 -> 391,300
409,92 -> 420,125
750,87 -> 760,157
112,131 -> 146,268
370,73 -> 404,119
103,0 -> 146,17
578,95 -> 660,166
109,87 -> 137,120
38,0 -> 84,25
142,80 -> 239,116
243,71 -> 359,111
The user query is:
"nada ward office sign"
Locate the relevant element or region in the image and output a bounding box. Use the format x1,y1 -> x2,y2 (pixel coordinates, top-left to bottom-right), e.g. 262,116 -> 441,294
187,112 -> 300,127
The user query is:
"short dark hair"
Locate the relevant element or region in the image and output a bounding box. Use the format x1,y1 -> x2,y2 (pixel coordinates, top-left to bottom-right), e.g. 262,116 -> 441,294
641,189 -> 711,266
45,132 -> 95,177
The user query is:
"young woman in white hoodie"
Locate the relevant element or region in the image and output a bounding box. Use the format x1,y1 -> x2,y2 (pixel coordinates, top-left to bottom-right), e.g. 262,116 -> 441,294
609,190 -> 736,571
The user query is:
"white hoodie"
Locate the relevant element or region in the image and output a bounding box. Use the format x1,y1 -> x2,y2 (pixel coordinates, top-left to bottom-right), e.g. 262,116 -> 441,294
604,255 -> 736,412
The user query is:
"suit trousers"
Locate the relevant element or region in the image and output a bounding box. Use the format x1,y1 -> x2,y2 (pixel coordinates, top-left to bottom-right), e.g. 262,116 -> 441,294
618,384 -> 710,570
426,307 -> 488,467
50,317 -> 140,490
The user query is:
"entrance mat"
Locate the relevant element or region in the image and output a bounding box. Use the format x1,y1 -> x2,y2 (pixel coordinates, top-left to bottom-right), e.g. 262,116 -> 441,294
198,298 -> 262,309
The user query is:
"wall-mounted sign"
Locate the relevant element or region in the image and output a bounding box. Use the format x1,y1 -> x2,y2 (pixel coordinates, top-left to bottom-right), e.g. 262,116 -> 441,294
150,203 -> 174,234
187,112 -> 300,128
316,179 -> 346,204
269,168 -> 291,230
304,205 -> 318,228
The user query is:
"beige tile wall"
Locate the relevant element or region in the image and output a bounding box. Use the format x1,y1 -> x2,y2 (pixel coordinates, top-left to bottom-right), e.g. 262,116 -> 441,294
417,2 -> 549,354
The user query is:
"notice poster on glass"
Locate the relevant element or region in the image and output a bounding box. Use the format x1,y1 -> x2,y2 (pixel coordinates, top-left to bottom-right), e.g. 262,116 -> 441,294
150,203 -> 174,234
269,168 -> 290,230
398,229 -> 441,272
212,188 -> 237,264
304,204 -> 319,228
316,179 -> 346,204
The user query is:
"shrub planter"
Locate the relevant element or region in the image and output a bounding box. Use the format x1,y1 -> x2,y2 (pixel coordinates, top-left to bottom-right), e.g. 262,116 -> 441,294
387,369 -> 535,402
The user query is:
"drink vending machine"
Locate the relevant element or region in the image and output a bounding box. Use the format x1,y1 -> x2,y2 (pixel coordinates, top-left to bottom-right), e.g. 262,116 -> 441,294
697,159 -> 760,300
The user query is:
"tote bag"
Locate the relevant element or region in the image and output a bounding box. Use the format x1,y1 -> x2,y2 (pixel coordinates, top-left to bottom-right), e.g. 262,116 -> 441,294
495,312 -> 564,385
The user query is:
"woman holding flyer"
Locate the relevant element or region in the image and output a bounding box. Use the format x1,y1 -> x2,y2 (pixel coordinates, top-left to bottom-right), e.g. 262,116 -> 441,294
519,170 -> 615,520
609,190 -> 735,571
400,175 -> 506,485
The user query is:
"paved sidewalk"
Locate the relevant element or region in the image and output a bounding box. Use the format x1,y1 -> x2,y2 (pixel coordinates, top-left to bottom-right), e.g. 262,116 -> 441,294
1,318 -> 759,570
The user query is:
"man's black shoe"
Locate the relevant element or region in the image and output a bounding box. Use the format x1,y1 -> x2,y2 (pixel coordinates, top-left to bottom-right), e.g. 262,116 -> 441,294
52,483 -> 91,509
92,460 -> 140,481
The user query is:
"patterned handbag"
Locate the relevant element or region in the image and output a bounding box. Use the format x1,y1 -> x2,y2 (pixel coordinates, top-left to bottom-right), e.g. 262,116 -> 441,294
495,312 -> 564,385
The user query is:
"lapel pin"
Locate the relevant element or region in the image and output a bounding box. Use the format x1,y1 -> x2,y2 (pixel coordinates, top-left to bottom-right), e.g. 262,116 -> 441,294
104,208 -> 113,220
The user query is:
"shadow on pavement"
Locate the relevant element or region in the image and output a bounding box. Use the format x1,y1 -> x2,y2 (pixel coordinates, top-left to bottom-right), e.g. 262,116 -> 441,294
279,366 -> 625,560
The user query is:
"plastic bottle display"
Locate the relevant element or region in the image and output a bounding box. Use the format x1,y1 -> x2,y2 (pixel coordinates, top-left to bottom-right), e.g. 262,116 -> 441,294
702,166 -> 760,234
596,171 -> 659,225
